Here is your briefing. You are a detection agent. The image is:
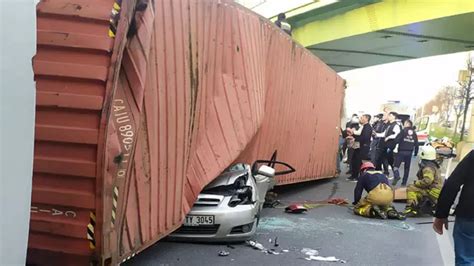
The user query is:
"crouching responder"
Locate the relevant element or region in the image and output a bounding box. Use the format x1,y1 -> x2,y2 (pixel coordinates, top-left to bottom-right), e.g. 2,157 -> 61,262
404,145 -> 443,217
353,162 -> 405,220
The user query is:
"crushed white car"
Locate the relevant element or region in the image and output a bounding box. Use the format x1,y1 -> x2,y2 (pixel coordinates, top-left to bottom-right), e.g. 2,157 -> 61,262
170,156 -> 295,242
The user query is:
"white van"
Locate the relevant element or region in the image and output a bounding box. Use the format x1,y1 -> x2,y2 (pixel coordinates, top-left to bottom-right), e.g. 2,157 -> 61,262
415,116 -> 430,145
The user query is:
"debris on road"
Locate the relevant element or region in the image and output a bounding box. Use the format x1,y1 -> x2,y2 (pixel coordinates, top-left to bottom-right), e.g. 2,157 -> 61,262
416,220 -> 455,225
278,198 -> 351,210
327,198 -> 349,205
266,249 -> 280,255
285,204 -> 308,213
392,222 -> 415,231
247,240 -> 265,251
301,248 -> 319,256
264,192 -> 281,208
218,250 -> 230,257
247,240 -> 285,256
305,255 -> 346,263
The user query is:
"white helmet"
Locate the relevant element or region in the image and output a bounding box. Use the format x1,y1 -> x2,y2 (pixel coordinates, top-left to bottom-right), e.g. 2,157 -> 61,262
420,146 -> 437,161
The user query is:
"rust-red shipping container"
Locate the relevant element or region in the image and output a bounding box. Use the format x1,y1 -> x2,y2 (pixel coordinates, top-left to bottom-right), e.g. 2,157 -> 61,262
28,0 -> 344,264
237,37 -> 345,185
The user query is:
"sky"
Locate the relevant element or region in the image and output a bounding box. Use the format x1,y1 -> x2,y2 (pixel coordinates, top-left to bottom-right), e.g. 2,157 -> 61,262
339,51 -> 473,116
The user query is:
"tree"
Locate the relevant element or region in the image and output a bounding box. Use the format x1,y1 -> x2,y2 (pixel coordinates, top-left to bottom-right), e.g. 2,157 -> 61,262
453,99 -> 464,135
422,88 -> 448,117
439,86 -> 456,123
423,97 -> 437,116
458,55 -> 473,141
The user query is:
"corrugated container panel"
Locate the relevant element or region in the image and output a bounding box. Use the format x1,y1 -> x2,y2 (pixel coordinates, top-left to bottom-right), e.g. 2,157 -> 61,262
29,0 -> 115,264
28,0 -> 343,264
107,0 -> 268,261
237,31 -> 345,184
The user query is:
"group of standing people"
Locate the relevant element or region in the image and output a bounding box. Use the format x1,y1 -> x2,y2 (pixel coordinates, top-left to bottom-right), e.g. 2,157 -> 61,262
341,111 -> 418,184
340,111 -> 443,220
339,111 -> 420,222
340,112 -> 474,264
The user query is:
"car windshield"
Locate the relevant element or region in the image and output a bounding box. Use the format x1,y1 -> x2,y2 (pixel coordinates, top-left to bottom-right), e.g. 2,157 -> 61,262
202,173 -> 249,196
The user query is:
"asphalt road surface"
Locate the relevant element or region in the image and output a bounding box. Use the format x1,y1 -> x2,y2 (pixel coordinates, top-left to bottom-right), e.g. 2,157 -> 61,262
126,157 -> 455,266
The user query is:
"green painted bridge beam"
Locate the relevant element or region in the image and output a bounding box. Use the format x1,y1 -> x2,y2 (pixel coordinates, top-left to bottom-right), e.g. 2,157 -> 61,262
291,0 -> 474,47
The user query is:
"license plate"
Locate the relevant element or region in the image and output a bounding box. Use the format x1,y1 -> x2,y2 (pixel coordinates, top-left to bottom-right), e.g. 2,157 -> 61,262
184,215 -> 215,226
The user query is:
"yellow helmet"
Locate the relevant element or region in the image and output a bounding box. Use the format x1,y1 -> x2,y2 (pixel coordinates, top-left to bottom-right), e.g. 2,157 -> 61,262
420,145 -> 437,161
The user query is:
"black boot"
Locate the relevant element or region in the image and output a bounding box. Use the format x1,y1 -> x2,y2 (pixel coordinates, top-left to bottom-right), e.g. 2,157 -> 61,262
370,205 -> 387,219
387,209 -> 406,220
403,206 -> 418,217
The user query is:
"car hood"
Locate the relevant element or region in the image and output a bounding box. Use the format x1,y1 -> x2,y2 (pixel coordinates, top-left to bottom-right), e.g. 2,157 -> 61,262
204,169 -> 249,189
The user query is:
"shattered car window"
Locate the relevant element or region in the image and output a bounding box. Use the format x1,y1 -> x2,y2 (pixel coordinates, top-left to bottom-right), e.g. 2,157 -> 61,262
202,173 -> 252,202
224,163 -> 246,172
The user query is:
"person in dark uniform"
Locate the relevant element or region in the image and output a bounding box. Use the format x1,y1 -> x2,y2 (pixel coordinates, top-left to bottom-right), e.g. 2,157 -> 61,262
349,114 -> 372,181
392,120 -> 419,186
341,116 -> 354,159
375,112 -> 401,174
337,128 -> 344,174
345,115 -> 360,174
372,113 -> 390,175
369,114 -> 383,160
275,13 -> 292,36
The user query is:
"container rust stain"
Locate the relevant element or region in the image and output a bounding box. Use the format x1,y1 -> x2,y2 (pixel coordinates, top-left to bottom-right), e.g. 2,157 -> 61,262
28,0 -> 344,264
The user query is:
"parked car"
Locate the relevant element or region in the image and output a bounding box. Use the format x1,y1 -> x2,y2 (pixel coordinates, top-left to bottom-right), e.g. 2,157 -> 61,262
170,156 -> 295,242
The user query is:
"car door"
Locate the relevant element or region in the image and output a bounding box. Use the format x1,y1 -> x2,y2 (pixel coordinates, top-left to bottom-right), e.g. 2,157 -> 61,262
251,159 -> 295,208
